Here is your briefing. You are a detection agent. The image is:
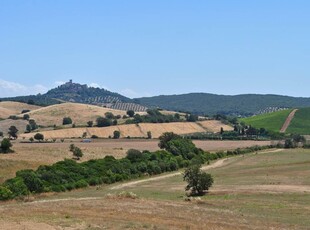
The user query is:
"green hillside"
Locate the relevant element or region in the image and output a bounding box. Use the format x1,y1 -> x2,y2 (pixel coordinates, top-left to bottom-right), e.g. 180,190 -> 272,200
287,108 -> 310,134
240,109 -> 293,132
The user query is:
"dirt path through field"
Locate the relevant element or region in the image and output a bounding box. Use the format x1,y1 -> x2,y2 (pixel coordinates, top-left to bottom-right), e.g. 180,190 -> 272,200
280,109 -> 298,133
0,149 -> 287,208
111,158 -> 229,190
110,149 -> 283,190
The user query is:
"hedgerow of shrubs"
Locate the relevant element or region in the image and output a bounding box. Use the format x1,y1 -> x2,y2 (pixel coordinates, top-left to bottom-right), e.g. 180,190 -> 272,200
0,132 -> 275,200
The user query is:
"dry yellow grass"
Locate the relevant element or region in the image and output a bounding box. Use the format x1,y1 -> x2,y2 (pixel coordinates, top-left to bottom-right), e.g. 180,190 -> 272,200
18,102 -> 139,126
198,120 -> 234,132
20,121 -> 230,139
0,119 -> 28,136
0,101 -> 41,119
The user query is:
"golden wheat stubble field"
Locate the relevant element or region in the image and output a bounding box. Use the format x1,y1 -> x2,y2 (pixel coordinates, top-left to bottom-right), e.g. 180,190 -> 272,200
20,121 -> 234,139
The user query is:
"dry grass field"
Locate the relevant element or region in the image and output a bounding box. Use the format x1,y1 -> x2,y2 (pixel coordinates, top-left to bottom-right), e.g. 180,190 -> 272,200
0,148 -> 309,229
0,139 -> 271,184
198,120 -> 233,132
20,121 -> 233,139
0,119 -> 28,136
0,101 -> 41,119
17,102 -> 132,126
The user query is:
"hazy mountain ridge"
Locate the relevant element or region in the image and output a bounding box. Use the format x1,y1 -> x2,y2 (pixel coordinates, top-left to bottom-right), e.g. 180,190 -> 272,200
136,93 -> 310,116
2,81 -> 310,116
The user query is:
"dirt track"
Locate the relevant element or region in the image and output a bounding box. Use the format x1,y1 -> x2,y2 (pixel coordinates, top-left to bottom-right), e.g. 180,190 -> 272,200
111,149 -> 283,190
280,109 -> 298,133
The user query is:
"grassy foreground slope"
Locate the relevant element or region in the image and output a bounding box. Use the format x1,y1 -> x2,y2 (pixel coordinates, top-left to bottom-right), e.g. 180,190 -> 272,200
240,109 -> 293,132
1,149 -> 309,229
287,108 -> 310,134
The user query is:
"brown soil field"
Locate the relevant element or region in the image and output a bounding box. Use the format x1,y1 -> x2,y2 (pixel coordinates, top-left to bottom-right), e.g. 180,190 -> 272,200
20,121 -> 233,139
17,102 -> 142,126
0,101 -> 41,119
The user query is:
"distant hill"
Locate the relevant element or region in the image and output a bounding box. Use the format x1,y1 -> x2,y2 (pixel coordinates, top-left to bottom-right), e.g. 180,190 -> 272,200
136,93 -> 310,116
1,80 -> 147,112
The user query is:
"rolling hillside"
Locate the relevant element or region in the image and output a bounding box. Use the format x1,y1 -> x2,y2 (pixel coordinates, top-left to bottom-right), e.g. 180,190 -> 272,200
136,93 -> 310,116
286,108 -> 310,134
20,121 -> 233,139
1,80 -> 148,112
240,109 -> 293,132
18,102 -> 138,127
0,101 -> 41,119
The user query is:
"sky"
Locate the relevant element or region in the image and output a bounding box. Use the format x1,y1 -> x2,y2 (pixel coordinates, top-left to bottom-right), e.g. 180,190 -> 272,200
0,0 -> 309,98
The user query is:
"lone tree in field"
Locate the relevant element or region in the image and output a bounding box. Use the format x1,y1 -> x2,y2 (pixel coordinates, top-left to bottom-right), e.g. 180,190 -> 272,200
96,117 -> 112,127
29,119 -> 38,131
34,133 -> 44,142
69,144 -> 83,160
87,121 -> 93,127
147,131 -> 152,139
0,138 -> 13,153
183,164 -> 214,196
63,117 -> 73,125
23,114 -> 30,120
113,130 -> 121,139
127,110 -> 135,118
8,126 -> 18,139
105,112 -> 115,119
0,131 -> 3,137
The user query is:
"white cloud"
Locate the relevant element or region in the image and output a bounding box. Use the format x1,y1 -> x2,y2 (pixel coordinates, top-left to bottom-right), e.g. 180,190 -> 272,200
120,88 -> 141,98
0,79 -> 48,97
88,83 -> 110,91
89,83 -> 101,88
54,81 -> 66,86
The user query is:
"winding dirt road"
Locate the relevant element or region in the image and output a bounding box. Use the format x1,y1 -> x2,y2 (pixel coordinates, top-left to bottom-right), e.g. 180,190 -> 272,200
280,109 -> 298,133
111,149 -> 283,190
111,158 -> 230,190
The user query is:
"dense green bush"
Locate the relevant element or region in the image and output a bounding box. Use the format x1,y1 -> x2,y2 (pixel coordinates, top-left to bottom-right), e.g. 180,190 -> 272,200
0,186 -> 13,200
125,109 -> 183,124
0,138 -> 13,153
63,117 -> 73,125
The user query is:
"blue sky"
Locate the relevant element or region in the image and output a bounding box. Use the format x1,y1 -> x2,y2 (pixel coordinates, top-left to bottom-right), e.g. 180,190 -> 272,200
0,0 -> 309,98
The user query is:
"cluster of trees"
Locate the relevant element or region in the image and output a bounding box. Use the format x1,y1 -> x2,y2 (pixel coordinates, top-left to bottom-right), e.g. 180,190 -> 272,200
125,109 -> 183,124
0,132 -> 211,200
25,119 -> 38,133
283,134 -> 306,148
69,144 -> 83,159
0,126 -> 19,139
